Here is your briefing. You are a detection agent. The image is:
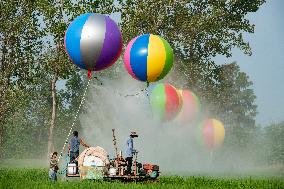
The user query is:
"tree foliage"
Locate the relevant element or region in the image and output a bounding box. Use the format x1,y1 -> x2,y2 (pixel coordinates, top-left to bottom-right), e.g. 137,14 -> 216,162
262,122 -> 284,165
118,0 -> 264,61
0,0 -> 44,156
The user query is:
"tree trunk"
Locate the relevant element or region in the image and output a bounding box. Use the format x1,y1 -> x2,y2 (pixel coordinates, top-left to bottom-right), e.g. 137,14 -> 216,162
0,125 -> 4,159
47,72 -> 57,157
0,42 -> 8,158
47,0 -> 63,158
38,125 -> 42,143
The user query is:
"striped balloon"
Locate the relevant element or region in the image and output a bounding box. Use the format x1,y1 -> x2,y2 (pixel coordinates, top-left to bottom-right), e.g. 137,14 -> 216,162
176,89 -> 200,125
124,34 -> 173,82
150,83 -> 182,121
197,119 -> 225,150
64,13 -> 122,71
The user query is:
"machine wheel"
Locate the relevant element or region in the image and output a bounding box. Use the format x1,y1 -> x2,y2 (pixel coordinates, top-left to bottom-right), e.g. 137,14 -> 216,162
150,171 -> 159,179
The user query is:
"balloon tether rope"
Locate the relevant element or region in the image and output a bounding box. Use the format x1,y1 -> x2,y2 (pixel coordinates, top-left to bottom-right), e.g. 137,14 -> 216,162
58,77 -> 91,163
93,76 -> 149,98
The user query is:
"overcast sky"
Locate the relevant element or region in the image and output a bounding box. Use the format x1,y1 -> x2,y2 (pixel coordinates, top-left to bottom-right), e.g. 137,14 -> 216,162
214,0 -> 284,125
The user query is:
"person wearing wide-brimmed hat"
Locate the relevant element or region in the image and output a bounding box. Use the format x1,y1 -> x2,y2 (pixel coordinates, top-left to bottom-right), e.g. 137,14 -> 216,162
125,131 -> 138,175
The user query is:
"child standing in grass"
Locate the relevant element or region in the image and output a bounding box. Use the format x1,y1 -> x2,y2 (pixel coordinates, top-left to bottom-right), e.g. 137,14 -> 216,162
49,152 -> 59,182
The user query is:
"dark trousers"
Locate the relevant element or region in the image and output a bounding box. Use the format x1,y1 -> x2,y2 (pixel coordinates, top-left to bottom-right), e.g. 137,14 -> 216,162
70,151 -> 79,173
125,157 -> 133,175
49,169 -> 57,182
70,151 -> 79,163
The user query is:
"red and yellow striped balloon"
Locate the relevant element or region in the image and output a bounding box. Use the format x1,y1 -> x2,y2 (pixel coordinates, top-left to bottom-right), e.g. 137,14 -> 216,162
124,34 -> 173,83
197,119 -> 225,150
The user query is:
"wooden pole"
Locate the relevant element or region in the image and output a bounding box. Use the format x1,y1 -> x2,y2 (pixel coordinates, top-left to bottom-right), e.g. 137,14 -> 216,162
112,129 -> 118,158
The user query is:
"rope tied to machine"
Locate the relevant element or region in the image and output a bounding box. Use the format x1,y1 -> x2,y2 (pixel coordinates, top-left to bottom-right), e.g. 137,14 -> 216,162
58,77 -> 91,163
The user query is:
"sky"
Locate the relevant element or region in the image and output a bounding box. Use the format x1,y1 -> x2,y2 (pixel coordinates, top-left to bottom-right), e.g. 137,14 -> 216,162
214,0 -> 284,125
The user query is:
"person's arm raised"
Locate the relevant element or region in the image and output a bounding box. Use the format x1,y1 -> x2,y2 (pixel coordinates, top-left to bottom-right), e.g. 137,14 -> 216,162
80,138 -> 90,148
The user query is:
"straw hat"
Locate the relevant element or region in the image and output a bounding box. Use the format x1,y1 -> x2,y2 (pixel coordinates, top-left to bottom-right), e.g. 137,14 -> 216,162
130,131 -> 138,137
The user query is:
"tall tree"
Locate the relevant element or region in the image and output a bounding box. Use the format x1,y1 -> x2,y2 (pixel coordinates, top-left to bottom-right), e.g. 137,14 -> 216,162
216,63 -> 257,128
0,0 -> 42,156
169,60 -> 257,128
38,0 -> 115,155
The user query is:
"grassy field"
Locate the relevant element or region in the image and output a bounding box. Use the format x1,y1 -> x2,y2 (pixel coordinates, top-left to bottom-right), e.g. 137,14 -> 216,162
0,168 -> 284,189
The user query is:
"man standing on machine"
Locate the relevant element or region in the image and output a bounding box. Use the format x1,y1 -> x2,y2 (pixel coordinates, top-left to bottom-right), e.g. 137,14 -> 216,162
68,131 -> 90,165
125,131 -> 138,175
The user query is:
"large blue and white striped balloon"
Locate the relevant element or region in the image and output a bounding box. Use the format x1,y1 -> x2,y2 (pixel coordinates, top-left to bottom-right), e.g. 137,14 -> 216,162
64,13 -> 122,71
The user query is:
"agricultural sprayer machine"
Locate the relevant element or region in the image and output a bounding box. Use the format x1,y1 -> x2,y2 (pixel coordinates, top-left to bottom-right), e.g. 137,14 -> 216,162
64,129 -> 160,182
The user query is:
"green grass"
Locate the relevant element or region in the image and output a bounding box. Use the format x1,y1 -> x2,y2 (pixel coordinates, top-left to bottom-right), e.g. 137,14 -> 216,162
0,168 -> 284,189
